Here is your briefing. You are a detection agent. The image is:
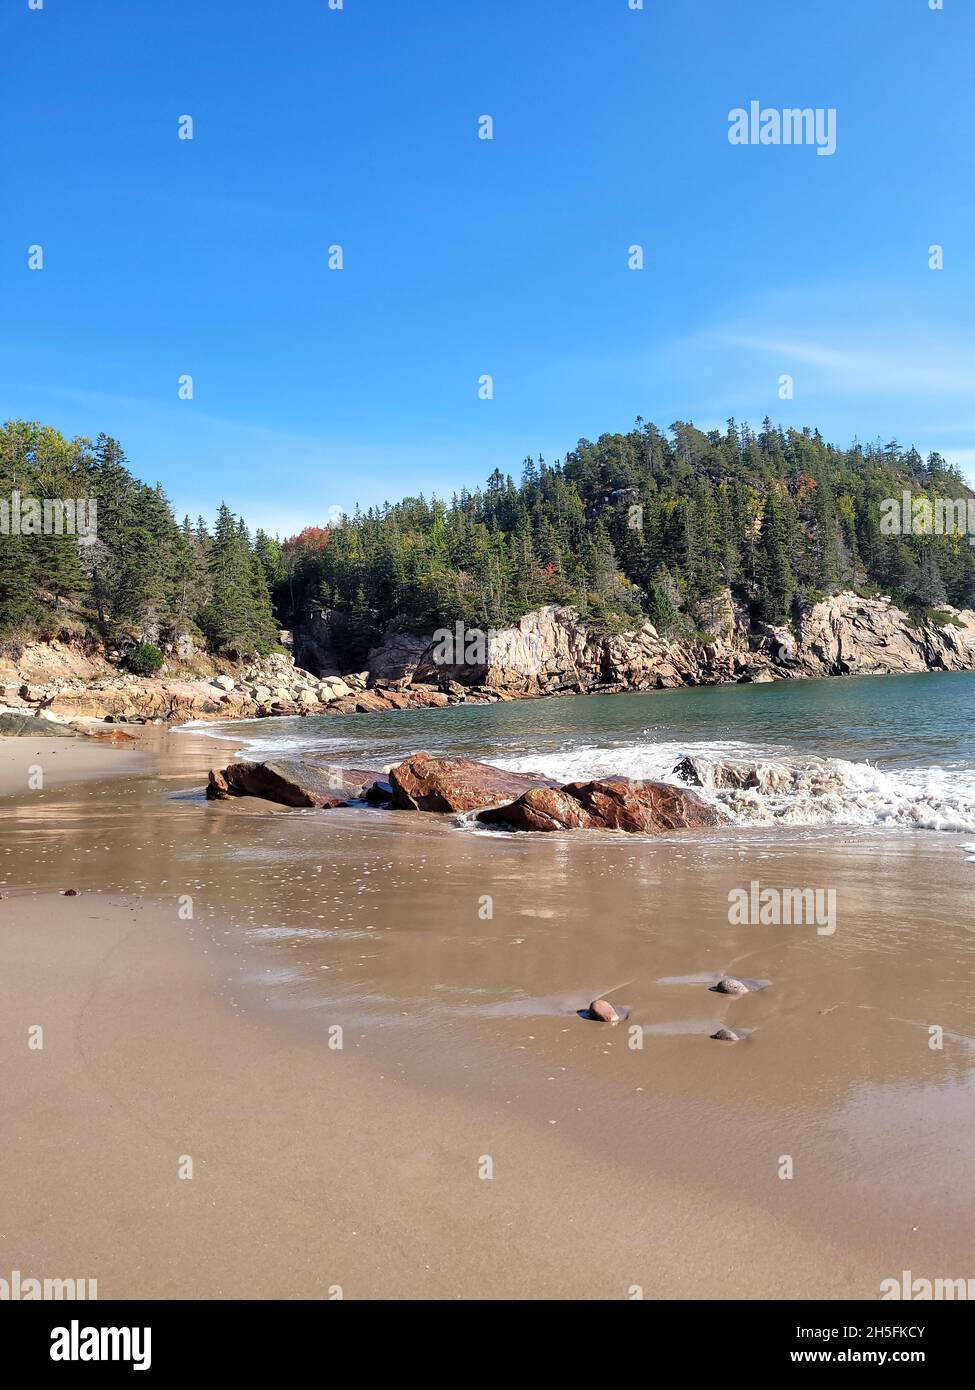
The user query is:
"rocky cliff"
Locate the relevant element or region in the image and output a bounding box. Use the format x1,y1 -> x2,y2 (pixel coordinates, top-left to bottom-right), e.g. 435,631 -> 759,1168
4,591 -> 974,728
369,590 -> 975,695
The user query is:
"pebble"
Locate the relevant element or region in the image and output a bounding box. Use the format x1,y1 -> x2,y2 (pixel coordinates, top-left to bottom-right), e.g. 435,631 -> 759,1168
711,976 -> 749,995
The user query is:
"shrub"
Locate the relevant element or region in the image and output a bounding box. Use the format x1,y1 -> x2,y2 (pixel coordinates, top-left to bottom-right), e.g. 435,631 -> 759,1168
124,642 -> 164,675
928,609 -> 964,629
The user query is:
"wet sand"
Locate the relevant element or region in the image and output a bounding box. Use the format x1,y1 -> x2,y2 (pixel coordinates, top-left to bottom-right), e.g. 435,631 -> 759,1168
0,733 -> 145,797
1,728 -> 973,1298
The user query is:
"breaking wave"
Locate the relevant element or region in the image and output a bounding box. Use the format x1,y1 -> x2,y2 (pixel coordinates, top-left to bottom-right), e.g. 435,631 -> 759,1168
494,744 -> 975,833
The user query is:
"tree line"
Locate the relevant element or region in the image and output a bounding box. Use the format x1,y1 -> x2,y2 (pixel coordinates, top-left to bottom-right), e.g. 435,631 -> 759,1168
0,422 -> 278,658
271,417 -> 975,666
2,416 -> 973,670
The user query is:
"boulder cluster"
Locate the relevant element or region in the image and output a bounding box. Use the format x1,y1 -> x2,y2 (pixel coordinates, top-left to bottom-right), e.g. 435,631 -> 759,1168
205,751 -> 720,835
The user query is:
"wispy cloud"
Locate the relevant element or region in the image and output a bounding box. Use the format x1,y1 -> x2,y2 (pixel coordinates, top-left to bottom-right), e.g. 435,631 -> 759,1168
0,377 -> 544,529
655,286 -> 975,483
708,330 -> 975,396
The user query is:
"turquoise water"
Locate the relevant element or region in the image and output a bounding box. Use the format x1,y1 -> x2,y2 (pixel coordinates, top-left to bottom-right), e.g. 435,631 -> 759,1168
192,670 -> 975,832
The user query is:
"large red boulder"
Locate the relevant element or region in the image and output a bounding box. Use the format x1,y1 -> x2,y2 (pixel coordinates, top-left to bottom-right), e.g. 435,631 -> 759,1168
206,760 -> 379,808
477,776 -> 721,833
387,752 -> 555,813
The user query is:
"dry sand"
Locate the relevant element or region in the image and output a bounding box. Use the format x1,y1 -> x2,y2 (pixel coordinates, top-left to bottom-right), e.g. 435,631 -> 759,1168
1,728 -> 973,1299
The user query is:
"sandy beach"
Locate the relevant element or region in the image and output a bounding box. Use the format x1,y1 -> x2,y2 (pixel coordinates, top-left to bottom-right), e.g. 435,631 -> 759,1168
2,716 -> 974,1299
0,734 -> 145,799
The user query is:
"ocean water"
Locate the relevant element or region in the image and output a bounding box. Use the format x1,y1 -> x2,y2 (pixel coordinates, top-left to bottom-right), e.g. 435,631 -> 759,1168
184,669 -> 975,833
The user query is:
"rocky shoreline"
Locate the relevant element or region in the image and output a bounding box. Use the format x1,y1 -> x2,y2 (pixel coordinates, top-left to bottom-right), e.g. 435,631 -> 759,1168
2,589 -> 974,730
205,751 -> 721,835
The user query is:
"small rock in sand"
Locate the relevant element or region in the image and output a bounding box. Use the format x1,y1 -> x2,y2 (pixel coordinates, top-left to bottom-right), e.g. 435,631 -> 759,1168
62,888 -> 79,896
711,1027 -> 741,1042
588,998 -> 620,1023
711,976 -> 749,996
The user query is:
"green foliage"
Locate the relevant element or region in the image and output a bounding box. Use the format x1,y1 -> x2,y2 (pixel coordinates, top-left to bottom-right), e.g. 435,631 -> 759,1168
275,418 -> 975,666
124,642 -> 164,675
0,423 -> 278,660
3,417 -> 974,671
906,606 -> 965,631
929,609 -> 965,628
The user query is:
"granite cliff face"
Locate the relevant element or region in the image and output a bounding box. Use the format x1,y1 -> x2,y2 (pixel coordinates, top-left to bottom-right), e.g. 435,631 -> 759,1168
367,590 -> 975,696
790,592 -> 975,676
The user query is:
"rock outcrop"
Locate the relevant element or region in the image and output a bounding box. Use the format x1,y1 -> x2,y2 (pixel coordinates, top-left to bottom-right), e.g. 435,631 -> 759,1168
387,753 -> 555,813
364,591 -> 975,701
365,632 -> 434,685
290,606 -> 345,678
477,776 -> 721,834
0,711 -> 84,738
792,592 -> 975,676
206,761 -> 379,807
204,753 -> 723,838
0,648 -> 453,726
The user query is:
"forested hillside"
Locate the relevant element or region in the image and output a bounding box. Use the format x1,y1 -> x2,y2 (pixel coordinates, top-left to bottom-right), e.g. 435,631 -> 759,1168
273,418 -> 975,666
2,417 -> 973,671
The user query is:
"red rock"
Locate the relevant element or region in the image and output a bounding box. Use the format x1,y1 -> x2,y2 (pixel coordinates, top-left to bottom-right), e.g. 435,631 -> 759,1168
588,998 -> 620,1023
325,697 -> 358,714
387,753 -> 555,813
407,687 -> 450,708
354,691 -> 392,713
205,761 -> 379,808
480,786 -> 591,831
478,777 -> 720,834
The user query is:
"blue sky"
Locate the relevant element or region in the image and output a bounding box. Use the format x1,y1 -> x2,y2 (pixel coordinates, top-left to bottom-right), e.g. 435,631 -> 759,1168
2,0 -> 972,536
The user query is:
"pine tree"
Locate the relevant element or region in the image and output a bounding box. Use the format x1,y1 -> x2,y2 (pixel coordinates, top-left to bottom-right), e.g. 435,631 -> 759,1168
0,533 -> 42,630
203,505 -> 263,656
756,489 -> 795,623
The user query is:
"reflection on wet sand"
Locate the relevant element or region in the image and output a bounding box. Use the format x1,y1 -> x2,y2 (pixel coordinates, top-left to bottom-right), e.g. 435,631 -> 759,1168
2,726 -> 974,1297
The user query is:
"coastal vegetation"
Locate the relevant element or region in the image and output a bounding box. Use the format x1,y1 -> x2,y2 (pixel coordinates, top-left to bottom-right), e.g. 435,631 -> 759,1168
2,417 -> 974,672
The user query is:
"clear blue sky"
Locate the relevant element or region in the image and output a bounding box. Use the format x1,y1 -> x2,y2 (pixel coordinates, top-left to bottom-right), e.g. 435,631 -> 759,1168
2,0 -> 971,536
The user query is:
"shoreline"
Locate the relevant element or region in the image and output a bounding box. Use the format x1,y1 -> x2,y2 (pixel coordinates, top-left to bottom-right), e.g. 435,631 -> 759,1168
5,590 -> 975,731
2,685 -> 974,1298
7,656 -> 975,730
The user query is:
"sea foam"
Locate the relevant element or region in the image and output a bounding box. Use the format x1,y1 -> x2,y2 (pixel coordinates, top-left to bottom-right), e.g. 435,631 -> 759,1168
493,744 -> 975,833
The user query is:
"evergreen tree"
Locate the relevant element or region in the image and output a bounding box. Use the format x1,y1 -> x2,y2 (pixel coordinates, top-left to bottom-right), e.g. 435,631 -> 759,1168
756,489 -> 796,623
